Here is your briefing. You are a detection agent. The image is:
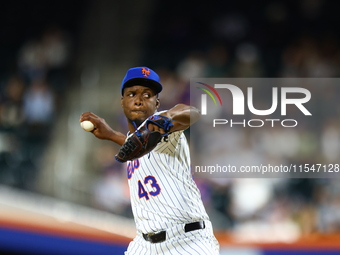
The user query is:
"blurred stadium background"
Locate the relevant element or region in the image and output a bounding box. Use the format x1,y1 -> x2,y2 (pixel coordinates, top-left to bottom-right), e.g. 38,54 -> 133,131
1,0 -> 340,254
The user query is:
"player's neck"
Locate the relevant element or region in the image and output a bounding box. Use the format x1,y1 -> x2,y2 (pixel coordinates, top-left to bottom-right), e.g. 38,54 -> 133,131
127,119 -> 143,133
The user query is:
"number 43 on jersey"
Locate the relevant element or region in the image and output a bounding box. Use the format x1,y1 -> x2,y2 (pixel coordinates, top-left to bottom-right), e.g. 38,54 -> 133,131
138,175 -> 161,200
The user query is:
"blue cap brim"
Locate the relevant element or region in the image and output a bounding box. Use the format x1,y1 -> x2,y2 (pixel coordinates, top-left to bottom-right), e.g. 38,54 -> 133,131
121,78 -> 162,95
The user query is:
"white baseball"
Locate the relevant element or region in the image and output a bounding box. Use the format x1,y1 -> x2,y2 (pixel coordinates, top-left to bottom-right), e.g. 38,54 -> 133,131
81,120 -> 95,132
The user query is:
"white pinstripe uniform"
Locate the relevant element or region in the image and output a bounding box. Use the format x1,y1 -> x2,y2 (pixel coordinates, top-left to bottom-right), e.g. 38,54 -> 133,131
124,119 -> 220,255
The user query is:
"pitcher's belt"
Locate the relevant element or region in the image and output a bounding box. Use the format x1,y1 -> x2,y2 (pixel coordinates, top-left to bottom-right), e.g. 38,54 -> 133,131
142,221 -> 205,243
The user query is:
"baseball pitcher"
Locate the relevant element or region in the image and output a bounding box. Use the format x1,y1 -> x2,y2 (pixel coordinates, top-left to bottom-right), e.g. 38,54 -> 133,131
80,67 -> 220,254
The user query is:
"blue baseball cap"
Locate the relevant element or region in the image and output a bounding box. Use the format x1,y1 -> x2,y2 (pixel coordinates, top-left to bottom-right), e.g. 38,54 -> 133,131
121,67 -> 163,95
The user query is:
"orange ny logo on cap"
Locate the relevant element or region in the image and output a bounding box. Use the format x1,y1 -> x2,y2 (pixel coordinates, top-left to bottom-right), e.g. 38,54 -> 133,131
141,68 -> 151,77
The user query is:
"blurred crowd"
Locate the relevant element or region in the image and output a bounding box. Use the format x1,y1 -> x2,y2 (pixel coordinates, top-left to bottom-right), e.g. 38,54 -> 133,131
1,0 -> 340,242
0,26 -> 71,190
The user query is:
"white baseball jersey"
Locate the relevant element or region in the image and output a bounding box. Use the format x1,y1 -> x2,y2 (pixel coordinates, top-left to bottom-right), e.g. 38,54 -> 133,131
124,128 -> 220,254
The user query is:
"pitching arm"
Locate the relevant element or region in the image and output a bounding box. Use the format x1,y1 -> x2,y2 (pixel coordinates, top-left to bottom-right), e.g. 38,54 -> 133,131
80,112 -> 126,146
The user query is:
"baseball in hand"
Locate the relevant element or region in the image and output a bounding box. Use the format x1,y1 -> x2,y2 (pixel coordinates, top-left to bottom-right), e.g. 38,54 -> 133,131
81,120 -> 95,132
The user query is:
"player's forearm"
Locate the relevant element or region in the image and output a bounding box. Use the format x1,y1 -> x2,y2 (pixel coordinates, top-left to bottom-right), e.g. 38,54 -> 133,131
164,104 -> 200,131
106,130 -> 126,146
80,112 -> 127,145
